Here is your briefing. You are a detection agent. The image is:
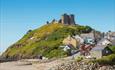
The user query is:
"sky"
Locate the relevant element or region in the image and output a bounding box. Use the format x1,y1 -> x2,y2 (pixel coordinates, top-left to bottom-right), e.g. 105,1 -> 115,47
0,0 -> 115,53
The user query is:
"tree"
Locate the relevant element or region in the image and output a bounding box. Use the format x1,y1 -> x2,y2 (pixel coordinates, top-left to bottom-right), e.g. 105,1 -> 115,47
46,21 -> 49,24
27,29 -> 32,34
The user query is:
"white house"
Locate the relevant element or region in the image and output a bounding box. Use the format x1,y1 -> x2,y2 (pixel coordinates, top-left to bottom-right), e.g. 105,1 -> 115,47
63,45 -> 71,51
98,38 -> 111,46
74,35 -> 84,44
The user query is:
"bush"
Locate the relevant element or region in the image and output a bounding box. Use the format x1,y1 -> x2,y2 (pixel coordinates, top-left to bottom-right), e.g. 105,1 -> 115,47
109,46 -> 115,53
77,26 -> 92,33
96,54 -> 115,65
75,56 -> 83,62
44,49 -> 67,58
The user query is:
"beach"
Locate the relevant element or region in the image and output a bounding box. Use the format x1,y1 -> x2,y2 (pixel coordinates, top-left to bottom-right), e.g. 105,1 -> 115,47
0,61 -> 37,70
0,58 -> 67,70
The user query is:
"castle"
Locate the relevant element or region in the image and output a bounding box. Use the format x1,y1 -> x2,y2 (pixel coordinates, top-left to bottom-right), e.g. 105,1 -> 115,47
48,13 -> 76,25
59,13 -> 76,25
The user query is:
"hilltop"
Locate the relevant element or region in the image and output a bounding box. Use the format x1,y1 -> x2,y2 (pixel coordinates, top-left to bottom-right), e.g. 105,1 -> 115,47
2,14 -> 93,59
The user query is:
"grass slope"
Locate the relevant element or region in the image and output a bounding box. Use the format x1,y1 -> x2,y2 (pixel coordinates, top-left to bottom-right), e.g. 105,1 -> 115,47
2,23 -> 92,59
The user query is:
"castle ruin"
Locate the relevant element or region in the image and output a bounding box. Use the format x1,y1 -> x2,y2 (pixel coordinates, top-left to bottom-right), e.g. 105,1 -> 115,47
48,13 -> 76,25
59,13 -> 76,25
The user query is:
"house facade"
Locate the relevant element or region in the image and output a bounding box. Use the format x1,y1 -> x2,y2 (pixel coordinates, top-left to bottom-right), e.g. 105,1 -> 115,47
80,31 -> 102,44
74,35 -> 84,44
90,46 -> 113,59
97,38 -> 112,46
63,35 -> 79,48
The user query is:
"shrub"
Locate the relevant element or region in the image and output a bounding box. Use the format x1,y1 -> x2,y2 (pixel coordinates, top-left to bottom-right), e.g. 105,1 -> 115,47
44,49 -> 67,58
96,54 -> 115,65
109,46 -> 115,53
75,56 -> 83,62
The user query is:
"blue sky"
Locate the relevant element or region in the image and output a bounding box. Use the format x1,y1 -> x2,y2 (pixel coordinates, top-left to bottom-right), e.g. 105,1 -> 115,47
0,0 -> 115,53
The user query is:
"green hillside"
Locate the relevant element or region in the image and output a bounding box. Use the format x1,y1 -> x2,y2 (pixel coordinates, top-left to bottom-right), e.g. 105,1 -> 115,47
2,23 -> 92,59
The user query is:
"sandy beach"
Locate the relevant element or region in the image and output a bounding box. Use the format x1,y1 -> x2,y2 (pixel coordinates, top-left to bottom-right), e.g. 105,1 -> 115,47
0,58 -> 68,70
0,61 -> 38,70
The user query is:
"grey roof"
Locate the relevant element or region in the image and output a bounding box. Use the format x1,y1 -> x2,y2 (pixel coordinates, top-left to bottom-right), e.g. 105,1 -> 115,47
92,45 -> 106,51
97,38 -> 111,45
100,38 -> 110,42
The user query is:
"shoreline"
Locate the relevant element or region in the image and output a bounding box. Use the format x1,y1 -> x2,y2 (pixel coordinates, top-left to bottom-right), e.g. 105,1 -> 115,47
0,58 -> 115,70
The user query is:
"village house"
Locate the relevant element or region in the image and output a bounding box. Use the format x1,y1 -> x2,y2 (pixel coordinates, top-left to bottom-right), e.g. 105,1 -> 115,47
80,32 -> 95,45
90,46 -> 113,59
97,38 -> 112,46
62,34 -> 95,56
104,32 -> 115,46
74,35 -> 84,45
63,35 -> 79,48
79,44 -> 93,56
80,31 -> 102,45
62,35 -> 84,55
60,45 -> 71,51
60,45 -> 79,55
111,39 -> 115,46
105,32 -> 115,40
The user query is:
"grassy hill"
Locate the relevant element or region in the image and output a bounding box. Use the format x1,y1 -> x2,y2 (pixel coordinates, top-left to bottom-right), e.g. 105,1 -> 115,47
2,23 -> 92,59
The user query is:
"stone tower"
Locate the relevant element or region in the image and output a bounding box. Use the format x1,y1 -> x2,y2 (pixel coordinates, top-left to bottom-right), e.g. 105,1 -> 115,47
59,13 -> 76,25
61,14 -> 70,24
69,14 -> 75,25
